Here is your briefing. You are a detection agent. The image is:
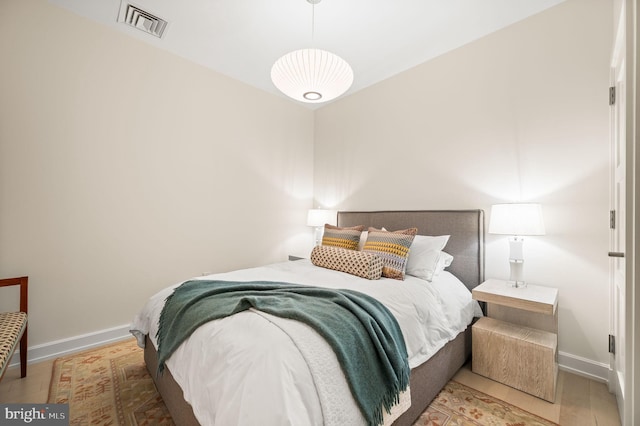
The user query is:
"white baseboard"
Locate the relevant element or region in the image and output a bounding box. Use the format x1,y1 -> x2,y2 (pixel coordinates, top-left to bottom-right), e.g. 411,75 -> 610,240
8,324 -> 132,368
9,326 -> 612,386
558,351 -> 610,383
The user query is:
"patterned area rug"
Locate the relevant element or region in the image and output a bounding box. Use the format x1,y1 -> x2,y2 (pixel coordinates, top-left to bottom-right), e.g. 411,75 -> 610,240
48,338 -> 173,425
48,339 -> 558,426
414,381 -> 559,426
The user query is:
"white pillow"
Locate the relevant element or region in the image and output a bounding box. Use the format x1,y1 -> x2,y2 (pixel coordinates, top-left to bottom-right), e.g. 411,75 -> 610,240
405,235 -> 450,281
433,251 -> 454,278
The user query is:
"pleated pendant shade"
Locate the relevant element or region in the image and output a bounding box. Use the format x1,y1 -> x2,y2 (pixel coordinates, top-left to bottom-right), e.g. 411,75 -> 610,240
271,48 -> 354,103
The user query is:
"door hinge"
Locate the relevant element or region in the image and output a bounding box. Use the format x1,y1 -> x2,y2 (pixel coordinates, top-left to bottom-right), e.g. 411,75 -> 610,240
609,86 -> 616,105
610,210 -> 616,229
609,334 -> 616,354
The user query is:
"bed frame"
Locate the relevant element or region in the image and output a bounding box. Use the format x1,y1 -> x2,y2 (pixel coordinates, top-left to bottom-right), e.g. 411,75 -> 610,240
144,209 -> 485,426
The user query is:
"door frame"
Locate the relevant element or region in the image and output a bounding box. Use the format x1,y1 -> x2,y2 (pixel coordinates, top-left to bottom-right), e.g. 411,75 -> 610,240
610,2 -> 638,425
609,4 -> 626,413
622,1 -> 638,425
629,0 -> 639,423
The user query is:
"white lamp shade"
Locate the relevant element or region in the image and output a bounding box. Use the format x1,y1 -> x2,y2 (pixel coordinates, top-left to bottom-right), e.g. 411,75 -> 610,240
488,203 -> 545,236
271,49 -> 353,103
307,209 -> 337,227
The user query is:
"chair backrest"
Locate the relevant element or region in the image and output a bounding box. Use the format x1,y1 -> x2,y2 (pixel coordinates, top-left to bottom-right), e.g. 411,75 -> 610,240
0,277 -> 28,314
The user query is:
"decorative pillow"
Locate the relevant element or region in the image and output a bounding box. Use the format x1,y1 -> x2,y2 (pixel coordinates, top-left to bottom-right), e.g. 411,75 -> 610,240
322,224 -> 364,250
311,245 -> 383,280
405,235 -> 450,281
363,227 -> 417,280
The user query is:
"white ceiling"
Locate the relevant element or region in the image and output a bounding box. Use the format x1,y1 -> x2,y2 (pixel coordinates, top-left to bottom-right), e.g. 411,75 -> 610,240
49,0 -> 565,107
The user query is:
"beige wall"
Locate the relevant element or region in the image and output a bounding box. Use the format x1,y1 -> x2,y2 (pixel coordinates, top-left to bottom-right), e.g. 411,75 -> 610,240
0,0 -> 314,346
0,0 -> 615,374
314,0 -> 612,366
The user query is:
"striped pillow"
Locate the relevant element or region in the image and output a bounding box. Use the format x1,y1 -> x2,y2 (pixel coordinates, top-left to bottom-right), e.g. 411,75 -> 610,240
363,227 -> 417,280
322,224 -> 365,250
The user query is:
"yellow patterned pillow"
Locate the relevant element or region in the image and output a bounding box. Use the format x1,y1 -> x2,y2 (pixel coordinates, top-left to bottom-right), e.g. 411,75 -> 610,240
321,224 -> 365,250
363,227 -> 417,280
311,245 -> 383,280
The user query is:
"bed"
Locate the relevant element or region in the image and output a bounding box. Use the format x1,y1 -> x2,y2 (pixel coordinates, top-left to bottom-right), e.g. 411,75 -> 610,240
130,209 -> 485,426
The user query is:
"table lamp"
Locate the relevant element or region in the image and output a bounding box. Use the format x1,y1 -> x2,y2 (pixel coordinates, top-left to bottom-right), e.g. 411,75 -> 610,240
307,209 -> 337,245
489,203 -> 545,287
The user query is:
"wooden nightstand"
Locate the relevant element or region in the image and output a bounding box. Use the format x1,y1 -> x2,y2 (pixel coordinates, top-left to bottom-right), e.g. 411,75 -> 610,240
471,279 -> 558,402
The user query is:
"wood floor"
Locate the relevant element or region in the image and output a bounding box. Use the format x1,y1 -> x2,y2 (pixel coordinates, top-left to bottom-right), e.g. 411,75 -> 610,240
0,355 -> 621,425
453,363 -> 621,425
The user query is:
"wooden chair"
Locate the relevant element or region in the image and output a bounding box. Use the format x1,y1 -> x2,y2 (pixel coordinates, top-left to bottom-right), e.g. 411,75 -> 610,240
0,276 -> 28,381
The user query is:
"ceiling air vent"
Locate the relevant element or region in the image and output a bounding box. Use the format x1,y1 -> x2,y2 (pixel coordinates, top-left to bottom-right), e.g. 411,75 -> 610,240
118,3 -> 168,38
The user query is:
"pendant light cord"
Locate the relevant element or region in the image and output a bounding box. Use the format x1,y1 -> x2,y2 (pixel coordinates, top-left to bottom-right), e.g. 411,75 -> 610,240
308,0 -> 321,43
311,2 -> 315,41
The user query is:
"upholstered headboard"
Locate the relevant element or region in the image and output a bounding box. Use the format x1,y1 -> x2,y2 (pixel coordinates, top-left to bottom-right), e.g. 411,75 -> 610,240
337,210 -> 485,291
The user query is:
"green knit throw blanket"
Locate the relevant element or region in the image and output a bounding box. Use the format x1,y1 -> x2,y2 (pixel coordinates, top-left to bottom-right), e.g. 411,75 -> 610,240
156,280 -> 410,426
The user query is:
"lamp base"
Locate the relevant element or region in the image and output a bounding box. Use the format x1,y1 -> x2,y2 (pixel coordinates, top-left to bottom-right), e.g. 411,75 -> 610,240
314,226 -> 323,246
508,280 -> 527,288
508,236 -> 525,288
508,259 -> 525,287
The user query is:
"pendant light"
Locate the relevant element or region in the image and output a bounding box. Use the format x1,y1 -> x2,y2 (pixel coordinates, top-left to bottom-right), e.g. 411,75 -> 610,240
271,0 -> 353,104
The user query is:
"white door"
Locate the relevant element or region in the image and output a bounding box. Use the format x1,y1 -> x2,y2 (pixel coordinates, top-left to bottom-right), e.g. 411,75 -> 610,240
609,9 -> 626,422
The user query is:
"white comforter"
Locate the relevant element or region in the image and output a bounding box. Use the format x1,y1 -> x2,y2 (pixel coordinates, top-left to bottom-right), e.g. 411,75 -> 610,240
130,260 -> 482,426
